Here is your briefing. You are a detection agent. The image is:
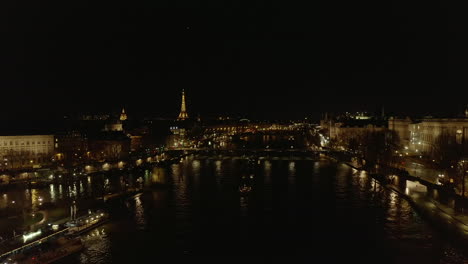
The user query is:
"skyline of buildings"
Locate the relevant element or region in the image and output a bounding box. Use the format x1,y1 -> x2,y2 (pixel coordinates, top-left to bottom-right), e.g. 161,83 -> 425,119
1,86 -> 468,171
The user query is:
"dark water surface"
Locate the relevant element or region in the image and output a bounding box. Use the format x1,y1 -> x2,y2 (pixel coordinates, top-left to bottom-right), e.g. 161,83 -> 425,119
44,155 -> 467,264
0,156 -> 467,264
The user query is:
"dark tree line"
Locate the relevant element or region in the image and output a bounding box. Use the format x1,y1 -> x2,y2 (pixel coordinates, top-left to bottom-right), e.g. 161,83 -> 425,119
433,130 -> 468,197
333,129 -> 401,172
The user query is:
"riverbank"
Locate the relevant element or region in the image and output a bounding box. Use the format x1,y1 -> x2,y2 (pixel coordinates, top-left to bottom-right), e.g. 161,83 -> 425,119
0,150 -> 192,188
327,153 -> 468,247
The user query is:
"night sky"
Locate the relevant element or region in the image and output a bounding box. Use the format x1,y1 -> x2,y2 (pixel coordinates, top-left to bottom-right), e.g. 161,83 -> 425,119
0,1 -> 467,121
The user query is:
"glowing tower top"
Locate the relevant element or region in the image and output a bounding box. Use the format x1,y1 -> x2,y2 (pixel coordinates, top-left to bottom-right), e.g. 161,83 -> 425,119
177,89 -> 189,120
120,108 -> 127,121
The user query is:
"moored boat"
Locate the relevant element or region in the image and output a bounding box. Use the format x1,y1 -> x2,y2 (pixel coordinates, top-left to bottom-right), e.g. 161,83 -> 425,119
33,237 -> 84,264
65,210 -> 109,236
3,236 -> 84,264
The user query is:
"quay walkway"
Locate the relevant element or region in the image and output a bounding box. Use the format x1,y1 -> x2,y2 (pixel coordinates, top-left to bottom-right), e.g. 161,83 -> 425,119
334,156 -> 468,245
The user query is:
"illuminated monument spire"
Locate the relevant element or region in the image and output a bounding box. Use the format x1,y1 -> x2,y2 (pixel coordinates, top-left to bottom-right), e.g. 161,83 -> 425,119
177,89 -> 189,120
120,108 -> 127,121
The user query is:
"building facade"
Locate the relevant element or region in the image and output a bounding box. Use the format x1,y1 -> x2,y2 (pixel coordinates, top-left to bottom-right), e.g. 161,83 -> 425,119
87,132 -> 131,162
320,115 -> 387,147
54,131 -> 88,166
388,117 -> 412,148
0,135 -> 55,170
388,117 -> 468,157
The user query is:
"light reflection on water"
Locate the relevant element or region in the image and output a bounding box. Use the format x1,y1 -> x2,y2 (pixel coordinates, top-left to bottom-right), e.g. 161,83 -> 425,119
133,194 -> 146,230
58,184 -> 63,199
0,157 -> 466,263
0,193 -> 7,208
77,228 -> 111,264
151,167 -> 166,185
264,160 -> 271,186
50,184 -> 56,202
79,181 -> 84,195
215,160 -> 222,188
215,160 -> 222,174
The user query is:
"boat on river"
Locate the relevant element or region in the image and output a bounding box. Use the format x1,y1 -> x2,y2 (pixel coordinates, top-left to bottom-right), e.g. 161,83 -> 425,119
0,210 -> 108,263
2,236 -> 84,264
239,172 -> 254,196
239,184 -> 252,195
65,210 -> 109,236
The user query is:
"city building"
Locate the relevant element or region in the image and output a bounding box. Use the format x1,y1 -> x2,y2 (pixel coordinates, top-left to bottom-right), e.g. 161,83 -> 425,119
320,112 -> 387,144
388,115 -> 468,157
87,132 -> 131,162
125,126 -> 150,152
167,124 -> 189,149
387,117 -> 412,148
79,113 -> 110,121
54,131 -> 88,166
169,125 -> 186,136
0,134 -> 55,170
103,116 -> 123,132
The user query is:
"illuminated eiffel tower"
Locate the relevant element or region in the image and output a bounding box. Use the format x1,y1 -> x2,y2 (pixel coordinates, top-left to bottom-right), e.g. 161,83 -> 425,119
177,89 -> 189,120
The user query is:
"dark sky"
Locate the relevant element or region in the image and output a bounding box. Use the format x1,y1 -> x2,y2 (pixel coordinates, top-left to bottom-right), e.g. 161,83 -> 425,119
0,1 -> 467,121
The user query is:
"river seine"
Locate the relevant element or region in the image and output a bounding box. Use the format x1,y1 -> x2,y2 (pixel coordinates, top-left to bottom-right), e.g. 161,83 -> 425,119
46,154 -> 467,263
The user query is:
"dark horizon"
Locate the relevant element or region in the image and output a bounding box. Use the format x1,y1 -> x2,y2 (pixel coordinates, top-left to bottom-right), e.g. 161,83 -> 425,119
0,90 -> 467,123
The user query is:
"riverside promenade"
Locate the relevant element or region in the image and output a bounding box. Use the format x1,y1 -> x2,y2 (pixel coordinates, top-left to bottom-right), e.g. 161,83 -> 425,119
329,153 -> 468,246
